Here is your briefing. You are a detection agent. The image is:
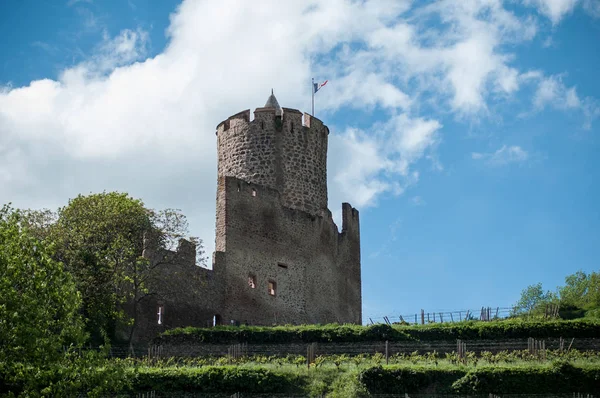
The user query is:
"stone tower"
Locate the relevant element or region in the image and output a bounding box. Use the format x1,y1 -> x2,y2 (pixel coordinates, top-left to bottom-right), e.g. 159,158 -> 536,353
213,91 -> 362,325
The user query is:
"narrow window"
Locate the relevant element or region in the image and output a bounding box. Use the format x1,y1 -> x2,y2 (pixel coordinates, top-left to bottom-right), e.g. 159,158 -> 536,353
157,305 -> 164,325
277,263 -> 288,269
252,189 -> 257,197
237,182 -> 241,192
268,280 -> 276,296
261,121 -> 265,129
248,274 -> 256,289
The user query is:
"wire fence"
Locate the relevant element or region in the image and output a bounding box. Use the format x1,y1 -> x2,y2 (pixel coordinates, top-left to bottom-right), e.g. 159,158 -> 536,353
363,305 -> 561,325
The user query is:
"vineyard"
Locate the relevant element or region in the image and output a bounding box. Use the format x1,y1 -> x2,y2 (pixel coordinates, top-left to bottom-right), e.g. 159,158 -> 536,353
107,318 -> 600,396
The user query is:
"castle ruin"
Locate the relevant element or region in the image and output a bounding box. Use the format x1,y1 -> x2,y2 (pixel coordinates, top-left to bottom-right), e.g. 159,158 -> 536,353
132,92 -> 362,341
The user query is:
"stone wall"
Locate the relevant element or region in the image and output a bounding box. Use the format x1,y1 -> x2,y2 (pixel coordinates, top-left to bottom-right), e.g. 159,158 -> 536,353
216,108 -> 328,216
123,239 -> 223,342
213,176 -> 361,325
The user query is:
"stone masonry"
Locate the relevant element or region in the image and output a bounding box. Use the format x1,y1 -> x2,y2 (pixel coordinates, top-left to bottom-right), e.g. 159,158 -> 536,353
133,92 -> 361,341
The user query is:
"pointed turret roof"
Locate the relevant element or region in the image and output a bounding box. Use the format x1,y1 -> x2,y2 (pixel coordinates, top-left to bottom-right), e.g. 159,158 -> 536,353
264,89 -> 281,110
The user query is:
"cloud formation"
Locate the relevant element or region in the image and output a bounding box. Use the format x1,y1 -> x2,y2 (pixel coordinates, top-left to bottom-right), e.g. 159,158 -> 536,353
472,145 -> 529,166
0,0 -> 596,254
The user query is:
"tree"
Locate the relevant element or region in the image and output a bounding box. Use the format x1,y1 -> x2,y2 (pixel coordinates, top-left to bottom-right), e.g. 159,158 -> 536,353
558,270 -> 600,318
511,283 -> 556,316
44,192 -> 206,344
560,271 -> 600,308
0,205 -> 85,393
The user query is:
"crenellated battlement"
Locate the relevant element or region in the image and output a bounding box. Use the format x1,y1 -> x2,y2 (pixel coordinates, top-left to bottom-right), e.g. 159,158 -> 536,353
215,100 -> 329,216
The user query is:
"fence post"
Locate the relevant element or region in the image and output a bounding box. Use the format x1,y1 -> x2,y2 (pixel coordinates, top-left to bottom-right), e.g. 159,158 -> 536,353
421,309 -> 425,325
385,340 -> 389,365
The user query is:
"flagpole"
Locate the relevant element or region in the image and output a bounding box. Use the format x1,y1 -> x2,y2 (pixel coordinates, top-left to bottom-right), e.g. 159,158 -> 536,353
311,77 -> 314,116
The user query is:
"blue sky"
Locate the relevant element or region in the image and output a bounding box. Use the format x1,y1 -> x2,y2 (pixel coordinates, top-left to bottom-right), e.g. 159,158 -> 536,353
1,0 -> 599,322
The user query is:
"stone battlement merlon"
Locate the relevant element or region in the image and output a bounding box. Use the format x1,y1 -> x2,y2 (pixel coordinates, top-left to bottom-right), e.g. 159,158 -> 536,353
216,107 -> 329,135
216,109 -> 250,131
342,202 -> 360,236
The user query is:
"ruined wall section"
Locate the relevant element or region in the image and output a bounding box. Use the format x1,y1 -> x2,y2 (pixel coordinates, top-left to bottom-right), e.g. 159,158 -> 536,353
336,203 -> 362,323
130,238 -> 223,342
215,176 -> 361,325
216,108 -> 328,216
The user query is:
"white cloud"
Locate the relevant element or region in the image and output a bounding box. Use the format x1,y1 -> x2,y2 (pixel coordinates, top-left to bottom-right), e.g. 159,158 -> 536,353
583,0 -> 600,17
472,145 -> 529,166
327,112 -> 441,212
530,74 -> 599,128
0,0 -> 595,255
524,0 -> 579,24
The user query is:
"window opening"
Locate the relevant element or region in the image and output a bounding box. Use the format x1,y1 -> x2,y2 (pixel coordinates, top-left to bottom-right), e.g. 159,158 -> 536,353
268,280 -> 276,296
252,189 -> 257,197
277,263 -> 288,269
248,274 -> 256,289
157,305 -> 164,325
237,182 -> 241,192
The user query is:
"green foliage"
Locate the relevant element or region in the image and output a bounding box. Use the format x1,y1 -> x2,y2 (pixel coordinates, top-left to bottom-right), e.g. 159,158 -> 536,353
48,192 -> 152,343
129,366 -> 305,394
512,271 -> 600,320
559,270 -> 600,315
21,192 -> 206,344
0,205 -> 129,397
512,282 -> 557,315
161,323 -> 412,344
451,362 -> 600,394
359,365 -> 462,394
161,318 -> 600,344
359,363 -> 600,394
0,206 -> 84,384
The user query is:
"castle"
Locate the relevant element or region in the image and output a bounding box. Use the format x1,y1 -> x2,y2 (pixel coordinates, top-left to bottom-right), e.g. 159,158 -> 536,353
131,92 -> 362,341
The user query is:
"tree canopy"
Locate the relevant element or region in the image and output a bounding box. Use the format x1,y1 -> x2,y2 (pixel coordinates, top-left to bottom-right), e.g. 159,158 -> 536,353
0,205 -> 87,394
513,271 -> 600,319
19,192 -> 205,344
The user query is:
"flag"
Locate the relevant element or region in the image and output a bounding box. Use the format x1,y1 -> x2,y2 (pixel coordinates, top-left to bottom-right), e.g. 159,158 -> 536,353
313,80 -> 328,93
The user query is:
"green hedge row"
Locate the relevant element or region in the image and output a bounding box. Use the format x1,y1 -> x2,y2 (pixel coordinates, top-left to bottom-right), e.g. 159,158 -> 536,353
125,363 -> 600,395
158,319 -> 600,344
359,363 -> 600,394
403,318 -> 600,341
158,323 -> 411,344
128,366 -> 305,394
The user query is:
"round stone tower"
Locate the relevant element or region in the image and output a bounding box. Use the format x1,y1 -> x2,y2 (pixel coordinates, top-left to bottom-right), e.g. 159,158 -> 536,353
215,91 -> 329,215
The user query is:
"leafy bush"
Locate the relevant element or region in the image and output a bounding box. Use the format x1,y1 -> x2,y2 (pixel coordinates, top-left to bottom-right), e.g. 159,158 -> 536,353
358,363 -> 600,394
159,318 -> 600,344
159,323 -> 412,344
451,362 -> 600,394
129,366 -> 305,394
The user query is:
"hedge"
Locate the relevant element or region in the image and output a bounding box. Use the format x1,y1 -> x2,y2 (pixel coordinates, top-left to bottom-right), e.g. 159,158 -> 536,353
158,319 -> 600,344
358,363 -> 600,394
128,366 -> 305,394
158,323 -> 411,344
